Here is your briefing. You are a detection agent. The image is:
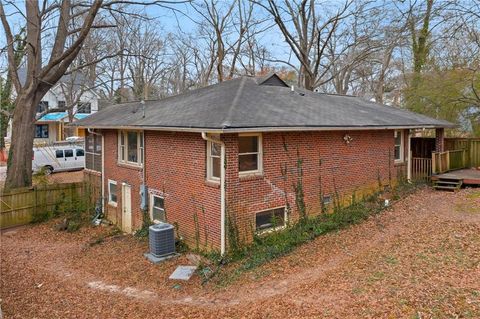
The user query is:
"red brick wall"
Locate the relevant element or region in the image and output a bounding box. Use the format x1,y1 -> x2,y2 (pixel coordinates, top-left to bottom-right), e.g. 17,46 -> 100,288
102,130 -> 221,249
101,128 -> 406,252
223,130 -> 406,245
143,131 -> 221,250
103,130 -> 143,227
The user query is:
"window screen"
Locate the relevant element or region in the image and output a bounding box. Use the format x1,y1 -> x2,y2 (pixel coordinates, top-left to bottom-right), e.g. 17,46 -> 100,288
109,181 -> 117,203
151,195 -> 165,222
255,207 -> 285,231
239,135 -> 260,172
127,131 -> 138,162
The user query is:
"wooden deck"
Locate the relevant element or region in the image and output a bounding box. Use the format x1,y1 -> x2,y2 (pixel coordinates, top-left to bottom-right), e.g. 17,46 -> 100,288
431,168 -> 480,185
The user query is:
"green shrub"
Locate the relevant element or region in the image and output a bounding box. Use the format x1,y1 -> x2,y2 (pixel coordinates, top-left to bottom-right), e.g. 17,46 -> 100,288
31,209 -> 52,223
134,209 -> 153,238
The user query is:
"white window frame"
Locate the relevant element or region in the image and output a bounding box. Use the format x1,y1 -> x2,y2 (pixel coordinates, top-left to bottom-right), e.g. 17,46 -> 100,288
238,133 -> 263,176
206,137 -> 221,182
118,130 -> 144,167
254,206 -> 287,234
108,179 -> 117,207
149,194 -> 165,223
394,130 -> 404,163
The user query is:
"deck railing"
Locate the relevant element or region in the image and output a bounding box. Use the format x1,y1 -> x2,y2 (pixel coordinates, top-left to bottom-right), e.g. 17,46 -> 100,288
411,157 -> 432,182
432,149 -> 468,174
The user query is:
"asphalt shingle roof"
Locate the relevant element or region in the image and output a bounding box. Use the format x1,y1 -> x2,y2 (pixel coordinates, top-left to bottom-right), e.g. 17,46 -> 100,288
74,74 -> 455,132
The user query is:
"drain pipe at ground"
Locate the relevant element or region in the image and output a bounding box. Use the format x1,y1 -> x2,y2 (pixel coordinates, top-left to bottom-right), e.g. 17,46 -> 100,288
201,132 -> 226,256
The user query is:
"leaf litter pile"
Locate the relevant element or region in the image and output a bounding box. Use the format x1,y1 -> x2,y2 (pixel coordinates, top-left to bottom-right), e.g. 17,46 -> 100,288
1,187 -> 479,318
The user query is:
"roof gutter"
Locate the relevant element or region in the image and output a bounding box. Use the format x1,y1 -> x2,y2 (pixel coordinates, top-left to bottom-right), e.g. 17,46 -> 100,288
73,124 -> 456,134
201,132 -> 226,256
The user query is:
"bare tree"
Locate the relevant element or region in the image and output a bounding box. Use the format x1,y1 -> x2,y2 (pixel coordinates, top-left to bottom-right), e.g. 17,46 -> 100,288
254,0 -> 353,90
325,3 -> 384,95
0,29 -> 25,149
191,0 -> 237,82
126,22 -> 168,100
0,0 -> 182,189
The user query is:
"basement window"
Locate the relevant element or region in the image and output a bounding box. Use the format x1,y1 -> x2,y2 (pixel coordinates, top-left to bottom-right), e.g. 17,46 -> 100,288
239,133 -> 262,175
118,130 -> 144,166
108,180 -> 117,206
322,195 -> 332,205
394,130 -> 404,163
255,207 -> 286,232
150,195 -> 165,223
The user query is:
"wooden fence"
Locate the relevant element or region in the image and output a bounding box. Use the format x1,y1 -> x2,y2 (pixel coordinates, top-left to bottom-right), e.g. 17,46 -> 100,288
432,149 -> 468,174
445,138 -> 480,168
470,140 -> 480,167
0,182 -> 88,229
411,157 -> 432,182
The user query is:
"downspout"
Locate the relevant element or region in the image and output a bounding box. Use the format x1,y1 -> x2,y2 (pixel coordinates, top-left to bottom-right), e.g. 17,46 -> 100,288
407,130 -> 412,182
88,128 -> 104,214
201,132 -> 226,256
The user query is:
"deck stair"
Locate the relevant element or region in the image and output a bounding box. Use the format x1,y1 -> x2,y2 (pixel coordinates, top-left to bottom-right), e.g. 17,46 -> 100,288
432,178 -> 463,191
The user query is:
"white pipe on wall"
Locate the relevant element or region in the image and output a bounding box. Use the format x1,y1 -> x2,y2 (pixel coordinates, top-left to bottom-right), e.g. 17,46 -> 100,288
407,130 -> 412,181
201,132 -> 226,256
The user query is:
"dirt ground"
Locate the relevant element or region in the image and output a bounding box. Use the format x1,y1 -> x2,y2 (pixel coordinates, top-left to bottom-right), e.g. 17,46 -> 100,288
1,187 -> 480,318
0,169 -> 84,188
44,170 -> 84,184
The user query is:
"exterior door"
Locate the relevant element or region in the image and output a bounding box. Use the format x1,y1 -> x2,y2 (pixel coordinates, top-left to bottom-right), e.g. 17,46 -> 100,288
121,183 -> 132,233
63,149 -> 75,169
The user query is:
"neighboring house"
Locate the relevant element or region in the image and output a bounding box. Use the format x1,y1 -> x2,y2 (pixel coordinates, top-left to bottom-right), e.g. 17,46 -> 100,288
74,74 -> 454,254
7,69 -> 99,144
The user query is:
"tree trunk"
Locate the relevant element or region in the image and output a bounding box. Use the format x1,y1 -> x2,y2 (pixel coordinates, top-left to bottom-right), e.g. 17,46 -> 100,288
5,93 -> 38,189
0,114 -> 8,149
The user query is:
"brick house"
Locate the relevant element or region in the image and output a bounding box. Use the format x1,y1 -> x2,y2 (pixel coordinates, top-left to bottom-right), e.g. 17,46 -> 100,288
75,74 -> 454,254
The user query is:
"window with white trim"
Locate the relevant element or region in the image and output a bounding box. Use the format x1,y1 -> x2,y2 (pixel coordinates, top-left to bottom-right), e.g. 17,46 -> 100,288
150,194 -> 165,223
108,180 -> 117,206
394,130 -> 404,162
255,207 -> 286,232
238,133 -> 262,175
118,130 -> 143,166
206,135 -> 221,182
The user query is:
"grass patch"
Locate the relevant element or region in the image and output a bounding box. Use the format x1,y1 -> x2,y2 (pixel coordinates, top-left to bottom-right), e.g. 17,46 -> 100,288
466,191 -> 480,199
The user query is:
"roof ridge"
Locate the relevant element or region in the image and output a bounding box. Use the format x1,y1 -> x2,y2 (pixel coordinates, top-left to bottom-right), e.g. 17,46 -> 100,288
223,76 -> 248,129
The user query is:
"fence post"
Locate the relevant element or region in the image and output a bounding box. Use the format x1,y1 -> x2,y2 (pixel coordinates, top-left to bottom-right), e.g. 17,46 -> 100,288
446,151 -> 450,172
432,152 -> 436,174
33,186 -> 37,218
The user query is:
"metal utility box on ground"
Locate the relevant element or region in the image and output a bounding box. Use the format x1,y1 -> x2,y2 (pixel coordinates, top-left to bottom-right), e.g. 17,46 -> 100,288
148,223 -> 175,257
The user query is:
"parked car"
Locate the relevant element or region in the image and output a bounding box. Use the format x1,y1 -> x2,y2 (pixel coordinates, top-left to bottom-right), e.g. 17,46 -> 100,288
33,146 -> 85,174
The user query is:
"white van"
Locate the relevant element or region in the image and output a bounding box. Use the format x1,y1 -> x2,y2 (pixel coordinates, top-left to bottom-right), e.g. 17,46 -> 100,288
33,146 -> 85,174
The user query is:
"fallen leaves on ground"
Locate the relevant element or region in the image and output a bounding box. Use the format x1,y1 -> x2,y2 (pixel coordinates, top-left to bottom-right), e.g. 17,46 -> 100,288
1,187 -> 479,318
